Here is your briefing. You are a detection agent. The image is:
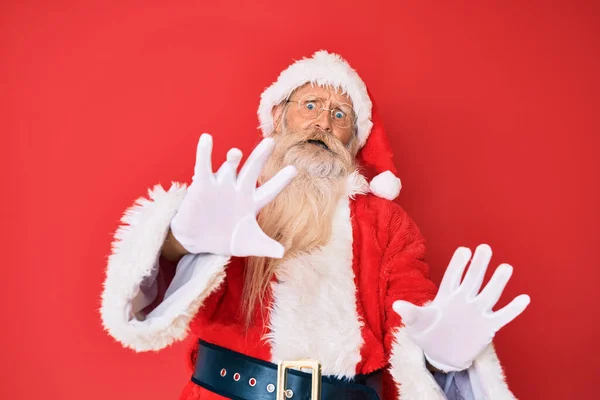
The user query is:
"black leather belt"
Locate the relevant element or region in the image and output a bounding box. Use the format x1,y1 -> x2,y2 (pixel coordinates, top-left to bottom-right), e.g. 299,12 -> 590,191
192,340 -> 380,400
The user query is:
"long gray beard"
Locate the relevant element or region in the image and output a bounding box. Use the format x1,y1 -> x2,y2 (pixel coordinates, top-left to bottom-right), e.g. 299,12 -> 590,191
256,125 -> 356,256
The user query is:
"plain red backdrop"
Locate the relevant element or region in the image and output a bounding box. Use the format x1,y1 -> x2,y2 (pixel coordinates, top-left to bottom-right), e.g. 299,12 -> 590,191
2,1 -> 599,399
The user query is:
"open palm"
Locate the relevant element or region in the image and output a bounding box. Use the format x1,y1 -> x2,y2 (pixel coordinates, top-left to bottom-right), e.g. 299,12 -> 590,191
170,133 -> 297,258
393,244 -> 531,371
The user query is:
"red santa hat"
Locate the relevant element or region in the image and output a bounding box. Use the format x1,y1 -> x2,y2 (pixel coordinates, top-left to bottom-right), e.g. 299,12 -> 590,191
257,50 -> 402,200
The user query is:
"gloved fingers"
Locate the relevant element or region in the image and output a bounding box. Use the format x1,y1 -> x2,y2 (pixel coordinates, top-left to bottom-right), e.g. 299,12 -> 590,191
216,148 -> 243,184
393,300 -> 439,332
238,138 -> 275,193
492,294 -> 531,330
460,244 -> 492,299
254,165 -> 297,211
437,246 -> 472,299
475,263 -> 513,311
252,236 -> 286,259
231,215 -> 285,259
192,133 -> 215,185
392,300 -> 421,326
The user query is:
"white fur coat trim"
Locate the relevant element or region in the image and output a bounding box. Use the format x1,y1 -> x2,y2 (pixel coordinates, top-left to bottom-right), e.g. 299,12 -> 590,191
471,344 -> 517,399
390,328 -> 447,399
390,327 -> 516,399
100,182 -> 229,352
266,196 -> 364,379
347,170 -> 370,198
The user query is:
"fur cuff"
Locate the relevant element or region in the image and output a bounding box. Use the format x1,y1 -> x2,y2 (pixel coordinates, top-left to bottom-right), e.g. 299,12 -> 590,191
100,183 -> 228,352
390,327 -> 516,399
390,327 -> 446,399
470,344 -> 516,399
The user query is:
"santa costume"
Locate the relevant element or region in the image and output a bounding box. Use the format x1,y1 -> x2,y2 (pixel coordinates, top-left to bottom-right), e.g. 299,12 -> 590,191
100,51 -> 519,399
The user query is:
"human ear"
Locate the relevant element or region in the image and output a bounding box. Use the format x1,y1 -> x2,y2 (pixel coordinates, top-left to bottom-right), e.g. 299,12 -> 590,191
272,104 -> 284,123
271,104 -> 285,133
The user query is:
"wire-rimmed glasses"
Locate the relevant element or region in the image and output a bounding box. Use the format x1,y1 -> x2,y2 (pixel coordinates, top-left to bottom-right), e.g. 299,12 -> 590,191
287,93 -> 355,129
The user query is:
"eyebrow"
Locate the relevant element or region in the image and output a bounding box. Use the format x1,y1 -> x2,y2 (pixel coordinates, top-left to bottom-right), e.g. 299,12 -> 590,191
298,94 -> 352,108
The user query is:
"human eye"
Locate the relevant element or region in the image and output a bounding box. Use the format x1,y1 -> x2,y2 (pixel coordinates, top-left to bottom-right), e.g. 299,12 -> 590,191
333,109 -> 346,119
305,101 -> 317,111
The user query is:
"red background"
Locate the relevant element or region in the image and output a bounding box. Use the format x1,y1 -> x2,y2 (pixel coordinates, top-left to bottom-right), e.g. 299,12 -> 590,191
2,1 -> 599,399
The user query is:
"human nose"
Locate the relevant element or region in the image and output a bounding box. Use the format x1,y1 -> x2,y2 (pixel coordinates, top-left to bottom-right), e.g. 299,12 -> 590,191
312,108 -> 332,132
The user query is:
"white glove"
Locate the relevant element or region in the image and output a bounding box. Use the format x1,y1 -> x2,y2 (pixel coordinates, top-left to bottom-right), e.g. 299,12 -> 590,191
170,133 -> 297,258
392,244 -> 531,372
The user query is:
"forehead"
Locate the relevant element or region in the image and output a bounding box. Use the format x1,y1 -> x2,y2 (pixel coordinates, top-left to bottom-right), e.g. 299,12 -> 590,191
291,83 -> 353,106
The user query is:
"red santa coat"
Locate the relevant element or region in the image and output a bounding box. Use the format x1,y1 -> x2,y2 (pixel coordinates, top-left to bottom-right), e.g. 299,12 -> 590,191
100,175 -> 516,400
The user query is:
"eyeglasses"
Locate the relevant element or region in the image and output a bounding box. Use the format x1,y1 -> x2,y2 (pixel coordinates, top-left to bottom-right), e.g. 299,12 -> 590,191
287,93 -> 356,129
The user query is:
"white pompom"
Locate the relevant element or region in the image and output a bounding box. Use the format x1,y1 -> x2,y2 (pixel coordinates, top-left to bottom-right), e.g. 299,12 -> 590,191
369,170 -> 402,200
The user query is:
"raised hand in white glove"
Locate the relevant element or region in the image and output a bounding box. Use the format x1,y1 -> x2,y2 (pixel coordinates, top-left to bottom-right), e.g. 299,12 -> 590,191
170,133 -> 297,258
392,244 -> 530,372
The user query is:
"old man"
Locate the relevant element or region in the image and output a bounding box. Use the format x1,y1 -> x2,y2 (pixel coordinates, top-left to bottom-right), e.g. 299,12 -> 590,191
101,51 -> 530,400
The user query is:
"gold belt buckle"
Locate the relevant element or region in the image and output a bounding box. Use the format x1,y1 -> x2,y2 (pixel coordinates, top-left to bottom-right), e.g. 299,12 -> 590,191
276,359 -> 322,400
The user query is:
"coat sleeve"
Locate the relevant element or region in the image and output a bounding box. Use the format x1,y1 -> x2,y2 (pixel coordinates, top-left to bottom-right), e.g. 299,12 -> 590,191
99,182 -> 230,352
381,205 -> 516,400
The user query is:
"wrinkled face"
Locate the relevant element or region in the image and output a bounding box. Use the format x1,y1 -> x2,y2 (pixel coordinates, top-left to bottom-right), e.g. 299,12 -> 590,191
275,83 -> 356,146
268,84 -> 358,178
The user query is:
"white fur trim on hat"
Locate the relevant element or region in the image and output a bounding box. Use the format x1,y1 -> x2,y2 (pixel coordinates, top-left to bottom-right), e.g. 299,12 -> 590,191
369,170 -> 402,200
258,50 -> 373,147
